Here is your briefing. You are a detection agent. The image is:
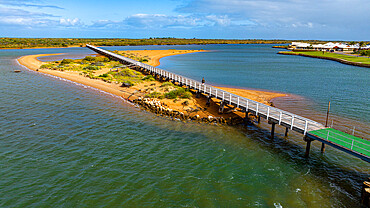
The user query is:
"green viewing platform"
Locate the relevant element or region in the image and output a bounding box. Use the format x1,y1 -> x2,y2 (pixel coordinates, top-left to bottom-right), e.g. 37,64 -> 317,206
308,128 -> 370,161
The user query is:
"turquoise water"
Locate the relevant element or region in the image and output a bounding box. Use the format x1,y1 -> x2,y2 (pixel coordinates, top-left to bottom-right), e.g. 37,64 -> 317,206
0,46 -> 369,207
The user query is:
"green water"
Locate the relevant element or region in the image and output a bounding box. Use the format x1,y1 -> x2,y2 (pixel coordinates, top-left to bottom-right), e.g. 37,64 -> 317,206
0,46 -> 369,207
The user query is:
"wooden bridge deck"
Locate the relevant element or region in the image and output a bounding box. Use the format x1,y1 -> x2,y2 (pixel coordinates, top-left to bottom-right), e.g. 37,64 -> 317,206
86,44 -> 369,162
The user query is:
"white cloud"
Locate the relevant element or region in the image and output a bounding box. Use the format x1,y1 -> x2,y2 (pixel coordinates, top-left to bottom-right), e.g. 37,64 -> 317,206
124,14 -> 200,28
59,18 -> 81,26
176,0 -> 370,31
205,15 -> 231,26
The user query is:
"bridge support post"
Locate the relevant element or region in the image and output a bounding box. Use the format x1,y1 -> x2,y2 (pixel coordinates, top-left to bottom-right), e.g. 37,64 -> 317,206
304,136 -> 312,158
196,90 -> 201,98
243,110 -> 252,126
206,96 -> 211,107
285,127 -> 289,136
218,101 -> 225,114
271,122 -> 276,138
257,115 -> 261,124
321,143 -> 326,153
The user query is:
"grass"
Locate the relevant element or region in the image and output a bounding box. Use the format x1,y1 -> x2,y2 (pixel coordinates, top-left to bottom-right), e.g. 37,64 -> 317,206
281,51 -> 370,65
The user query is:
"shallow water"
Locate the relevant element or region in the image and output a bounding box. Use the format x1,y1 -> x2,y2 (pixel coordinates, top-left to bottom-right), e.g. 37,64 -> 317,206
0,46 -> 369,207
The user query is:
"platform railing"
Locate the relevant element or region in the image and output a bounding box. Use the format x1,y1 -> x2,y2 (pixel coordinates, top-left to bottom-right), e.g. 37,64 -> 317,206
325,130 -> 370,153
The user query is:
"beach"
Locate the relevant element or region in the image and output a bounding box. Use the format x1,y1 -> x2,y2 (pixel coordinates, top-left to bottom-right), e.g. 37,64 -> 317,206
18,49 -> 287,123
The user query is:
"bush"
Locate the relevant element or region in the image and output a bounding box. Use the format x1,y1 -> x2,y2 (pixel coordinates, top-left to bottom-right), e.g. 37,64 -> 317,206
142,75 -> 155,81
83,56 -> 96,62
40,63 -> 54,69
98,73 -> 109,78
60,59 -> 74,65
160,82 -> 174,87
180,91 -> 192,99
83,66 -> 99,71
164,87 -> 192,99
360,50 -> 370,57
83,56 -> 110,62
145,92 -> 163,99
117,68 -> 136,77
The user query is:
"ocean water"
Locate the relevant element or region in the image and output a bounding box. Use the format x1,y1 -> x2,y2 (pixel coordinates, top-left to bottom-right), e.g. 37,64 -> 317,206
0,45 -> 369,207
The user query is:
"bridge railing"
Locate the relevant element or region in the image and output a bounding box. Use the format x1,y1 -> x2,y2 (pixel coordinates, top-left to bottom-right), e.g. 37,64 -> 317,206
86,44 -> 324,134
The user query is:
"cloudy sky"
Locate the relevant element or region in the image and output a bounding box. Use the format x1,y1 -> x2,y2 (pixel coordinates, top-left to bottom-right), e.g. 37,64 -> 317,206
0,0 -> 369,40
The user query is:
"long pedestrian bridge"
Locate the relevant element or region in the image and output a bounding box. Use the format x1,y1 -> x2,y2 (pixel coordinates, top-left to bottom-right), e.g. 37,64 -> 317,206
86,44 -> 369,163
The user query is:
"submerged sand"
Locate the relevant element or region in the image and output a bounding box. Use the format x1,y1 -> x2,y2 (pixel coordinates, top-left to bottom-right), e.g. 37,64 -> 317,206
17,50 -> 287,120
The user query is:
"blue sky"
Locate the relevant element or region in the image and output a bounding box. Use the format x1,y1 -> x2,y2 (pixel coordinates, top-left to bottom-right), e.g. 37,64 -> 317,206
0,0 -> 369,40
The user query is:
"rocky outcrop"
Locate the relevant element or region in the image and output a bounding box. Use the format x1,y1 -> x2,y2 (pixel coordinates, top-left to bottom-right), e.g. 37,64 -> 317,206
133,97 -> 244,125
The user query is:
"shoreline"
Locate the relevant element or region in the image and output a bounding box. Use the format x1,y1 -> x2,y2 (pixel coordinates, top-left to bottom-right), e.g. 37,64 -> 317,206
17,51 -> 287,125
278,51 -> 370,68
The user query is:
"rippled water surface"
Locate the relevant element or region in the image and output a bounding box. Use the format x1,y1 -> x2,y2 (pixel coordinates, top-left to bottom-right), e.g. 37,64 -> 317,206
0,46 -> 369,207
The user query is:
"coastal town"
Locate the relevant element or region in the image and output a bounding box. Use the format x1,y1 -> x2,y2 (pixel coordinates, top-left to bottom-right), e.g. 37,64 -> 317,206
289,41 -> 370,52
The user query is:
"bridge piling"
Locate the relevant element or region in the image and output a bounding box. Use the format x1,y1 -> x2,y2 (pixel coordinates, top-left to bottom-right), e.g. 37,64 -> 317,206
219,101 -> 225,114
321,143 -> 326,153
271,122 -> 276,138
304,136 -> 312,157
285,127 -> 289,136
206,96 -> 211,107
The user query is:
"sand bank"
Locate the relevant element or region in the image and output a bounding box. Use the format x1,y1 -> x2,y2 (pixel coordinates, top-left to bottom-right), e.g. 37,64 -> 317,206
116,49 -> 205,67
18,50 -> 287,124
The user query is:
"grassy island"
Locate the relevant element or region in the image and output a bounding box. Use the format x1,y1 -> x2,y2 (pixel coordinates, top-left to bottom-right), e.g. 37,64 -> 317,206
278,51 -> 370,67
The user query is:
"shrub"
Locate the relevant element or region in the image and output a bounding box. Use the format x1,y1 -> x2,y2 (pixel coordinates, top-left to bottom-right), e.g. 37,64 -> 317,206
139,58 -> 149,62
83,66 -> 99,71
98,73 -> 109,78
60,59 -> 74,65
142,75 -> 155,81
40,63 -> 54,69
145,92 -> 163,99
83,56 -> 96,62
160,82 -> 174,87
360,50 -> 370,57
117,68 -> 136,77
180,91 -> 192,99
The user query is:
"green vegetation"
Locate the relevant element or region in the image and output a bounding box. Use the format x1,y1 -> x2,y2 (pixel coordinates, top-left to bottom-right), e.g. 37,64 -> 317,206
160,82 -> 174,87
142,75 -> 155,81
0,37 -> 298,49
358,50 -> 370,57
145,92 -> 164,99
165,87 -> 192,99
280,51 -> 370,65
39,55 -> 146,86
82,56 -> 110,62
60,59 -> 74,65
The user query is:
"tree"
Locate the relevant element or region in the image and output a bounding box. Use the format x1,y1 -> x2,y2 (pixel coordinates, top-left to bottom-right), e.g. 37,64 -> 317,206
358,41 -> 365,51
348,41 -> 356,46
